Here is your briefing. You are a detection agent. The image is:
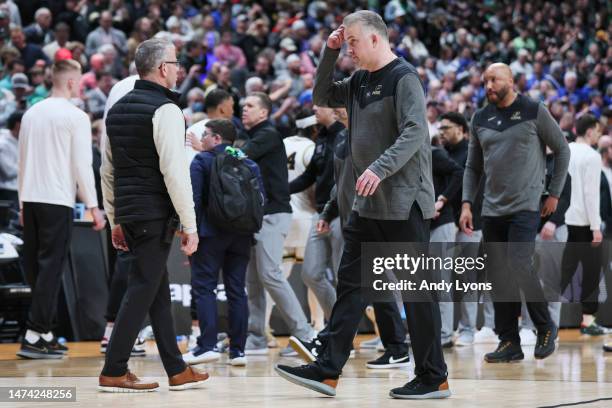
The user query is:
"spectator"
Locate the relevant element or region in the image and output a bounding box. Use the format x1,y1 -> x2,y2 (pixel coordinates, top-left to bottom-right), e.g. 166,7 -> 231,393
24,8 -> 53,46
214,30 -> 247,70
43,22 -> 70,61
85,10 -> 127,57
85,71 -> 114,118
10,26 -> 49,70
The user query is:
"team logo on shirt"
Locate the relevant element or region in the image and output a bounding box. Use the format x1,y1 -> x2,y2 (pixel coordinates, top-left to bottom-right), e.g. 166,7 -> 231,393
510,111 -> 522,121
372,84 -> 382,96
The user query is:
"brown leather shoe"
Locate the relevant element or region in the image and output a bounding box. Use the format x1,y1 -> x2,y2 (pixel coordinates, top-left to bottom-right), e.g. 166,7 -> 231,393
168,366 -> 209,391
98,370 -> 159,393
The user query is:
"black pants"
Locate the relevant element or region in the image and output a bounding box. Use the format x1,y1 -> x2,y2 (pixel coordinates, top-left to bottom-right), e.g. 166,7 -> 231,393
560,226 -> 602,315
22,202 -> 73,334
102,219 -> 185,377
314,206 -> 447,384
482,211 -> 552,344
373,301 -> 408,354
105,250 -> 133,322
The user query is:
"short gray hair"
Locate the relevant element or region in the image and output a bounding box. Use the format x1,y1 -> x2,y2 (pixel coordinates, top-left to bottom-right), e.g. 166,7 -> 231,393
343,10 -> 388,40
134,38 -> 173,77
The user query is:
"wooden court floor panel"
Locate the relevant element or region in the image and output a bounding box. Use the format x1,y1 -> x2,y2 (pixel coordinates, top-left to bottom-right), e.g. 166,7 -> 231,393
0,331 -> 611,407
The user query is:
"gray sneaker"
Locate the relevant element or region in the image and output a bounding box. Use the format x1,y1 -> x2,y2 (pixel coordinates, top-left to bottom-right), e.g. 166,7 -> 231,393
279,345 -> 298,357
245,335 -> 269,355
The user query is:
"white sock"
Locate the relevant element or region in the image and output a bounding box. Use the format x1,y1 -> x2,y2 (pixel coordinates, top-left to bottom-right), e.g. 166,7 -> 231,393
191,325 -> 200,336
104,324 -> 114,339
41,332 -> 53,342
582,314 -> 595,327
25,330 -> 41,344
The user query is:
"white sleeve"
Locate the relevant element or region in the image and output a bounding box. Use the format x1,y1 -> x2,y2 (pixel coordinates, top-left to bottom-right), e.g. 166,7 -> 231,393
583,157 -> 602,231
72,112 -> 98,209
152,104 -> 197,233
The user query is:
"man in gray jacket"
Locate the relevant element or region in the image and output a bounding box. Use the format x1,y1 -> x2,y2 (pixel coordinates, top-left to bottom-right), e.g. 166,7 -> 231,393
460,63 -> 570,363
275,11 -> 449,400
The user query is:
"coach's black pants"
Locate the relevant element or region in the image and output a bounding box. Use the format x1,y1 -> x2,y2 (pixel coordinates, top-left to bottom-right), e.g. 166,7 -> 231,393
22,202 -> 73,334
314,206 -> 447,384
482,211 -> 552,345
102,219 -> 185,377
104,250 -> 133,322
560,225 -> 602,316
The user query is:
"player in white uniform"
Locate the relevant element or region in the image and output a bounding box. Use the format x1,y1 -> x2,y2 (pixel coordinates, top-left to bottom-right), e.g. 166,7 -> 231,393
283,114 -> 317,259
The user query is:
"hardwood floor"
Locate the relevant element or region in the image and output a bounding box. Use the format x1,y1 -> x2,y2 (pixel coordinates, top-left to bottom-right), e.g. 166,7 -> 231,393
0,331 -> 611,407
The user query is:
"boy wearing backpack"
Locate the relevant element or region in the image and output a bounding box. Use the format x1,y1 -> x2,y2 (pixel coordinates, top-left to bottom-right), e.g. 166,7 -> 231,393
183,119 -> 265,367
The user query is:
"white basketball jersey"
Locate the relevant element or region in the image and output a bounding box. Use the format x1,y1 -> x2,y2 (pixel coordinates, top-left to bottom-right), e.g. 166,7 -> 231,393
283,135 -> 316,249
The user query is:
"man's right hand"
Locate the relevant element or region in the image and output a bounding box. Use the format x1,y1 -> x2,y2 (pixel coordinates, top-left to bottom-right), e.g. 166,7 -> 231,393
592,229 -> 603,246
180,231 -> 199,256
327,25 -> 345,49
111,225 -> 129,251
459,203 -> 474,235
316,219 -> 330,234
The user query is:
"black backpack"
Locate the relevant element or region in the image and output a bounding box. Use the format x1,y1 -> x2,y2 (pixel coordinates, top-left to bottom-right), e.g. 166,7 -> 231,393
207,152 -> 264,234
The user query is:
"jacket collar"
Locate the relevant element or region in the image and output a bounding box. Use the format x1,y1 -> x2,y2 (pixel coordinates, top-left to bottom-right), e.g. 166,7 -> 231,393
446,138 -> 468,153
212,143 -> 231,154
134,79 -> 181,103
246,119 -> 271,136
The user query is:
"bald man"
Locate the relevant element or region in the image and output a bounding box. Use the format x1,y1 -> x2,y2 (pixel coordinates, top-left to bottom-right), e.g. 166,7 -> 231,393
460,63 -> 570,363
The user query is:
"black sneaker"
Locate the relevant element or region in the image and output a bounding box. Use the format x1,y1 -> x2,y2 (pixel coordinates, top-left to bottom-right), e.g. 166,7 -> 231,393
534,325 -> 557,360
288,336 -> 321,363
389,377 -> 451,399
603,343 -> 612,352
366,350 -> 410,369
442,340 -> 454,349
274,364 -> 338,396
48,337 -> 68,354
16,338 -> 64,359
484,341 -> 524,363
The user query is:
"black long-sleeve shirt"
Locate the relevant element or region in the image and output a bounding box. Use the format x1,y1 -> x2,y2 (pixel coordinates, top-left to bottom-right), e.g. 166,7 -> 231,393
431,146 -> 463,229
242,120 -> 292,215
289,121 -> 344,213
445,138 -> 483,230
600,171 -> 612,239
539,153 -> 571,231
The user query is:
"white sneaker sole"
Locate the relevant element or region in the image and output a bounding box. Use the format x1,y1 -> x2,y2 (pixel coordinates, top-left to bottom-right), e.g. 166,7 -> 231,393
366,361 -> 410,369
184,355 -> 220,365
169,379 -> 208,391
229,357 -> 247,366
97,386 -> 158,393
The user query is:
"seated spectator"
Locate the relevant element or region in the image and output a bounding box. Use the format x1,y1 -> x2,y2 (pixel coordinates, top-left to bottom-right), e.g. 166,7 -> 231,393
24,7 -> 53,46
214,30 -> 247,70
85,10 -> 127,57
9,27 -> 49,69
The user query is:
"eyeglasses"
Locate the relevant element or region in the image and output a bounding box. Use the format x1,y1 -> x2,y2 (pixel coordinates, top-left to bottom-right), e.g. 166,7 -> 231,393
159,60 -> 180,68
